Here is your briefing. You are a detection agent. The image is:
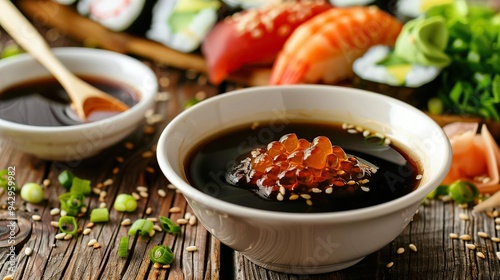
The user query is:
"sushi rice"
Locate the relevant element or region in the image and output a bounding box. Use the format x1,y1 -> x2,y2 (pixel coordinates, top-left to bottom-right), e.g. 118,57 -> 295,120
353,45 -> 440,88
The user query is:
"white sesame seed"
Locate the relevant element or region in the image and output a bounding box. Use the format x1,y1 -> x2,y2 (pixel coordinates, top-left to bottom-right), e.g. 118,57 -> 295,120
137,186 -> 148,193
478,232 -> 489,239
491,237 -> 500,242
153,262 -> 162,269
347,129 -> 358,134
477,252 -> 486,259
169,206 -> 181,213
397,247 -> 405,254
186,246 -> 197,252
325,187 -> 333,194
409,244 -> 417,252
32,215 -> 41,221
146,207 -> 152,215
103,178 -> 113,187
449,233 -> 459,239
64,234 -> 73,240
50,208 -> 60,216
99,202 -> 106,208
184,212 -> 192,220
86,222 -> 94,228
459,213 -> 469,220
466,243 -> 476,250
88,239 -> 97,247
24,247 -> 33,256
147,217 -> 158,223
361,186 -> 370,192
3,274 -> 13,280
386,261 -> 394,268
140,191 -> 149,198
162,264 -> 170,269
149,230 -> 155,237
167,184 -> 177,190
177,218 -> 188,225
415,174 -> 422,180
93,242 -> 101,249
43,179 -> 51,187
460,234 -> 472,241
131,192 -> 140,200
55,233 -> 66,240
189,215 -> 197,226
306,199 -> 313,206
496,225 -> 500,230
496,252 -> 500,260
50,221 -> 59,228
289,194 -> 299,200
121,218 -> 131,226
300,194 -> 311,200
158,189 -> 166,197
153,225 -> 163,232
83,228 -> 91,235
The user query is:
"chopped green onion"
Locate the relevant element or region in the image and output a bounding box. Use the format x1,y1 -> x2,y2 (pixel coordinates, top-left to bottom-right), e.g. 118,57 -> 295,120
184,98 -> 200,109
427,97 -> 444,115
90,208 -> 109,223
149,245 -> 174,265
426,185 -> 449,199
58,170 -> 75,189
448,180 -> 479,204
118,237 -> 129,258
159,216 -> 181,234
1,44 -> 22,59
113,194 -> 137,212
70,177 -> 91,196
20,182 -> 44,203
59,216 -> 78,236
128,219 -> 154,236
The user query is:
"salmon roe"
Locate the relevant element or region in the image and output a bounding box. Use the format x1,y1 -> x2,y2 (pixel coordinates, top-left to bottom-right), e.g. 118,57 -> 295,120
226,133 -> 377,204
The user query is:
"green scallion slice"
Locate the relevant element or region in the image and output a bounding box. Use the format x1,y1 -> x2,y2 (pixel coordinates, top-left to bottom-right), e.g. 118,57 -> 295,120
118,237 -> 129,258
113,194 -> 137,212
70,177 -> 91,196
59,216 -> 78,236
90,208 -> 109,223
128,219 -> 154,237
159,216 -> 181,234
149,245 -> 174,265
58,170 -> 75,189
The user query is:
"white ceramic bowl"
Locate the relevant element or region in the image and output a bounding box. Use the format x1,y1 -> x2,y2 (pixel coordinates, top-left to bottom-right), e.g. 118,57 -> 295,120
0,47 -> 157,161
156,85 -> 451,274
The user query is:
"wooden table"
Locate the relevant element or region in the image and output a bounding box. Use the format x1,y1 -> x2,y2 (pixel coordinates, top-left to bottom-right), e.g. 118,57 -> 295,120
1,2 -> 500,279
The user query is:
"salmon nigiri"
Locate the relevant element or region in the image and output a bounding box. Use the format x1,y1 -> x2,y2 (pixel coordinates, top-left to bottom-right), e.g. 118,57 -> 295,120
269,6 -> 402,85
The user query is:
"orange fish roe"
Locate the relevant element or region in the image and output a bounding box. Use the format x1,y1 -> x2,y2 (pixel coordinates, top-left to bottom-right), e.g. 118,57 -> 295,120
226,133 -> 378,204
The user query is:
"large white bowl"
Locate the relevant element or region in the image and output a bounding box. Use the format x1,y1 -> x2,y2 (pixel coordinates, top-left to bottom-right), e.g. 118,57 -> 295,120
156,85 -> 451,274
0,47 -> 158,161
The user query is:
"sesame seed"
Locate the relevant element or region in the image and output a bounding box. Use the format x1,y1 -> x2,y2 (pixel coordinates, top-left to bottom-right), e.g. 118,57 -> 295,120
103,178 -> 113,187
86,222 -> 95,228
169,206 -> 181,213
50,221 -> 59,228
189,215 -> 197,226
147,217 -> 158,223
306,199 -> 313,206
158,189 -> 166,197
497,225 -> 500,230
311,188 -> 322,193
325,187 -> 333,194
459,213 -> 469,220
416,174 -> 422,180
496,252 -> 500,260
3,274 -> 13,280
64,234 -> 73,240
153,225 -> 163,232
43,179 -> 51,187
466,243 -> 476,250
99,202 -> 106,208
88,239 -> 98,247
184,212 -> 192,220
50,208 -> 60,216
449,233 -> 459,239
279,186 -> 285,196
32,215 -> 41,221
153,262 -> 162,269
491,237 -> 500,242
347,180 -> 356,185
167,184 -> 177,190
289,194 -> 299,200
124,142 -> 134,149
186,246 -> 197,252
162,264 -> 170,269
386,261 -> 394,268
83,228 -> 91,235
347,129 -> 358,134
478,232 -> 489,239
24,247 -> 33,256
277,193 -> 284,201
361,186 -> 370,192
121,219 -> 131,226
300,194 -> 311,200
55,233 -> 66,240
146,207 -> 152,215
116,156 -> 124,163
112,167 -> 119,174
397,247 -> 405,254
93,242 -> 101,249
460,234 -> 472,241
142,151 -> 154,158
477,252 -> 486,259
132,192 -> 140,200
177,218 -> 188,225
409,244 -> 417,252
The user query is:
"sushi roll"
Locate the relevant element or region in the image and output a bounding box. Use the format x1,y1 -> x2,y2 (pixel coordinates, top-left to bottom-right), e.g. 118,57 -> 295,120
87,0 -> 157,36
352,16 -> 451,108
222,0 -> 281,9
146,0 -> 220,53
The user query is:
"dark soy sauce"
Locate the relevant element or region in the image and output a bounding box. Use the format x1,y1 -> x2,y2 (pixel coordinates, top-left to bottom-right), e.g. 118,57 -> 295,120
185,121 -> 422,213
0,75 -> 139,126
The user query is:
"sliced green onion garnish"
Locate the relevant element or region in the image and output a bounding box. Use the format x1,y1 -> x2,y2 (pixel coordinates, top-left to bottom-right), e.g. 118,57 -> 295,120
128,219 -> 154,236
448,180 -> 479,204
113,194 -> 137,212
118,237 -> 129,258
58,170 -> 75,190
59,216 -> 78,236
90,208 -> 109,223
20,182 -> 44,203
70,177 -> 91,196
149,245 -> 174,265
159,216 -> 181,234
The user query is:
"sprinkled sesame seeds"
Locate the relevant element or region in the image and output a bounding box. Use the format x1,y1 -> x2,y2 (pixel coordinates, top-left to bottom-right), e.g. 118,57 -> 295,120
409,244 -> 417,252
459,213 -> 469,220
386,261 -> 394,268
397,248 -> 405,254
449,233 -> 459,239
466,243 -> 476,250
460,234 -> 472,241
186,246 -> 197,252
477,252 -> 486,259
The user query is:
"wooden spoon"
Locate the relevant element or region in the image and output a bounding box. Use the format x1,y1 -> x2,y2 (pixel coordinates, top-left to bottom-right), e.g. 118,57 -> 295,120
0,0 -> 129,121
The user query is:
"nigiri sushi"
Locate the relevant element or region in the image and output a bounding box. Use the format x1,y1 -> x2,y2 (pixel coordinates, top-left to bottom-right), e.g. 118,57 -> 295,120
202,0 -> 332,85
269,6 -> 403,85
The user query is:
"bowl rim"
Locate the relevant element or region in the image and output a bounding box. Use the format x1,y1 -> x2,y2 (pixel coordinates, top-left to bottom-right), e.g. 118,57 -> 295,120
157,84 -> 452,223
0,47 -> 156,133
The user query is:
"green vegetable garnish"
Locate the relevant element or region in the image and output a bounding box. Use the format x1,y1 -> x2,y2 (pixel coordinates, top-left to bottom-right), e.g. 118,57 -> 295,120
129,219 -> 154,237
159,216 -> 181,234
426,185 -> 450,199
149,245 -> 174,265
113,194 -> 137,212
448,180 -> 479,204
58,170 -> 75,189
1,44 -> 22,59
90,208 -> 109,223
118,237 -> 129,258
59,216 -> 78,236
70,177 -> 91,196
20,182 -> 44,203
184,98 -> 200,109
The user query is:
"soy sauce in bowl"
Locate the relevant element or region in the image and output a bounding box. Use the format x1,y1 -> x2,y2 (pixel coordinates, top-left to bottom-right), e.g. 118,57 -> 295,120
0,75 -> 139,126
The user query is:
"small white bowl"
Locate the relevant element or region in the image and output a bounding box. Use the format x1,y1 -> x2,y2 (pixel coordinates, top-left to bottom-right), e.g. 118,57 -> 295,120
0,47 -> 157,161
157,85 -> 451,274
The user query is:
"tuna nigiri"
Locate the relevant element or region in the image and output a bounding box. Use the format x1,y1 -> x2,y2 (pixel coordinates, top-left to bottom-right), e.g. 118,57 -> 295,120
269,6 -> 403,85
202,0 -> 332,85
